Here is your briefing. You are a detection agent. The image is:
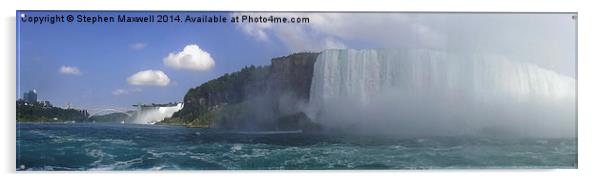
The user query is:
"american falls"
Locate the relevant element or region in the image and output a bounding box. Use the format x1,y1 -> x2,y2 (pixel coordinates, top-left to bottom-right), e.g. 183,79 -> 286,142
133,103 -> 184,125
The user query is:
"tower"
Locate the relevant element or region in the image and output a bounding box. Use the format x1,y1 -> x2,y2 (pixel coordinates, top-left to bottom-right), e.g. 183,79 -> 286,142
23,89 -> 37,103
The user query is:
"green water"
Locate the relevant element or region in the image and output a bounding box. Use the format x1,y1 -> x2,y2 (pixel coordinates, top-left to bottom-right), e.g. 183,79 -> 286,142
16,123 -> 577,170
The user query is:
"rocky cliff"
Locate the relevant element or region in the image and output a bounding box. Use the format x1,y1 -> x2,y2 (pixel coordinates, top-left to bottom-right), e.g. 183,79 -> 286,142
163,52 -> 319,130
268,52 -> 318,100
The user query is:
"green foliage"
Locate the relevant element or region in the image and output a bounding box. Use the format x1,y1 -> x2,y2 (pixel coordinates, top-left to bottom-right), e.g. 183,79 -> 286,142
16,100 -> 89,122
164,52 -> 320,129
213,102 -> 246,129
88,112 -> 132,122
169,65 -> 271,126
186,111 -> 215,128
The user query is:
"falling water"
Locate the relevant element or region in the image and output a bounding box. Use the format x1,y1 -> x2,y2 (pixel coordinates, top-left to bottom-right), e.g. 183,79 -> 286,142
133,103 -> 184,124
307,49 -> 576,137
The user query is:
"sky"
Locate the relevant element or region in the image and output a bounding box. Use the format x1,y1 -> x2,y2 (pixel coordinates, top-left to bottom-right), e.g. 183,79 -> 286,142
16,11 -> 576,111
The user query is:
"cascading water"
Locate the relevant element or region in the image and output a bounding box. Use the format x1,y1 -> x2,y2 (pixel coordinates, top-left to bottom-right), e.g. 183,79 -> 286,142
306,49 -> 576,137
133,103 -> 184,124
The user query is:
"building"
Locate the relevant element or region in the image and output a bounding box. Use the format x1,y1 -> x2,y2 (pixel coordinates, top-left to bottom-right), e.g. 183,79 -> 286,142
23,89 -> 37,103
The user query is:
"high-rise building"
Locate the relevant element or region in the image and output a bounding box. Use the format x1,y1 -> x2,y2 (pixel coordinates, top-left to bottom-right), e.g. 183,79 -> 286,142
23,89 -> 37,103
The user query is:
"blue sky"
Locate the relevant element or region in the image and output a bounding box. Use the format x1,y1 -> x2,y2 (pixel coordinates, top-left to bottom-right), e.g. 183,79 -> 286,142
17,11 -> 576,111
17,11 -> 291,110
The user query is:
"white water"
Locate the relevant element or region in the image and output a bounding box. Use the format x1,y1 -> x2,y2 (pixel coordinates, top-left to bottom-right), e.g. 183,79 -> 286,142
307,49 -> 576,137
133,103 -> 184,125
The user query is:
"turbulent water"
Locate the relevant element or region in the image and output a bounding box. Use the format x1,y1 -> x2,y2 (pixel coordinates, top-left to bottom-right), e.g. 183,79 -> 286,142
307,49 -> 576,137
17,123 -> 576,170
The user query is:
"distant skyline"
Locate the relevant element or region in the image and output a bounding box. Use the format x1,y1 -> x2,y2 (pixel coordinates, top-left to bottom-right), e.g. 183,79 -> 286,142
17,11 -> 576,110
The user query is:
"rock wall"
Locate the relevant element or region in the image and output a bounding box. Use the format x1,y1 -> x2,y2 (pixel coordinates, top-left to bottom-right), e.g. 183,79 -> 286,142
165,52 -> 319,129
268,52 -> 319,100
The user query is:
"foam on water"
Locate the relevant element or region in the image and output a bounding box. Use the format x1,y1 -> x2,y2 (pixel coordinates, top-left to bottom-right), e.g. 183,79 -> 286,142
16,123 -> 577,170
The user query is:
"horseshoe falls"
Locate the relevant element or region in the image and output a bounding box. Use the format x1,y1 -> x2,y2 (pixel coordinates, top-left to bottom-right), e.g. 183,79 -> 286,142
307,49 -> 576,138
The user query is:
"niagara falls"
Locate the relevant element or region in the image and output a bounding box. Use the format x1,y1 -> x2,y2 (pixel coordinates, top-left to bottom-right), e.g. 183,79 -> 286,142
17,49 -> 577,170
132,103 -> 184,124
306,49 -> 575,138
16,11 -> 578,170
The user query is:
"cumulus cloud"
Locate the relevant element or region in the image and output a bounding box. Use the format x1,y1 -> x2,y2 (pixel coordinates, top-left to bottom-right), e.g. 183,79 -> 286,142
163,44 -> 215,71
112,88 -> 142,96
59,66 -> 81,75
127,70 -> 170,86
130,42 -> 147,50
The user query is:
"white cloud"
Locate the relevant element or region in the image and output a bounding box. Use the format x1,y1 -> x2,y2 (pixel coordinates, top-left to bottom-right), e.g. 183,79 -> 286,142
231,13 -> 457,52
301,13 -> 443,49
324,37 -> 347,49
130,43 -> 147,50
238,20 -> 272,41
59,66 -> 81,75
163,44 -> 215,71
127,70 -> 170,86
233,13 -> 576,77
112,88 -> 142,96
112,89 -> 128,95
231,13 -> 353,52
270,24 -> 346,52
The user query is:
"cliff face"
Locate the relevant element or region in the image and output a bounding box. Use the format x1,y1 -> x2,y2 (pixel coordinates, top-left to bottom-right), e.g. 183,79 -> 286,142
165,52 -> 319,129
268,52 -> 318,100
167,65 -> 271,127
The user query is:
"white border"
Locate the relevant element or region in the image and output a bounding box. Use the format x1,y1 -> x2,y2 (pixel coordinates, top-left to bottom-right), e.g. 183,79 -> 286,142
2,0 -> 601,182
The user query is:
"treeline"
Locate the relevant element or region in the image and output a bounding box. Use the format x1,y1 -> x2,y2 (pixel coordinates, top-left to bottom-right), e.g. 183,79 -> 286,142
89,112 -> 133,122
168,65 -> 271,127
16,100 -> 89,122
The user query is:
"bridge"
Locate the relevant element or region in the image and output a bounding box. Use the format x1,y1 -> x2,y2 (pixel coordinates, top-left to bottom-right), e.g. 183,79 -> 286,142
87,108 -> 134,118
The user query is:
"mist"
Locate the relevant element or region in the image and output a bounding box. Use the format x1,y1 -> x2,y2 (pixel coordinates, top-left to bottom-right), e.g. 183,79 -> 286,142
311,90 -> 575,138
133,103 -> 184,124
305,49 -> 576,138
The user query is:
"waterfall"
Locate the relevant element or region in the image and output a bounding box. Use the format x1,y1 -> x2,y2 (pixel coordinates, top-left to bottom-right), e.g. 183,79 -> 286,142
307,49 -> 576,137
133,103 -> 184,124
